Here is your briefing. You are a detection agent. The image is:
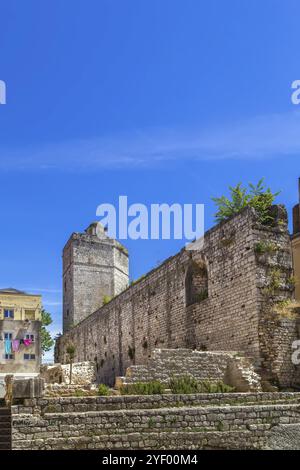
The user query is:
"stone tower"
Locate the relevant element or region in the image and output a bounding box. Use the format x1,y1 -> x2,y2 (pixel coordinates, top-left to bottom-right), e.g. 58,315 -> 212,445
62,222 -> 129,333
292,178 -> 300,301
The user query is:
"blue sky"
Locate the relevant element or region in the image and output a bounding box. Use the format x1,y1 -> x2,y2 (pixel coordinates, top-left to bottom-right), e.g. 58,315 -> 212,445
0,0 -> 299,360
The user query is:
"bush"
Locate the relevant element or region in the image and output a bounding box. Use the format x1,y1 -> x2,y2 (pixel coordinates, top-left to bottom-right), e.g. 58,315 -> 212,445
98,384 -> 110,396
212,179 -> 280,225
199,380 -> 235,393
169,375 -> 200,394
254,241 -> 277,255
120,381 -> 165,395
169,376 -> 235,394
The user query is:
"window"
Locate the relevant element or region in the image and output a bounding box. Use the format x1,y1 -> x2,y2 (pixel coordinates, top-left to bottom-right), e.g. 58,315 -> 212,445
4,354 -> 14,360
4,332 -> 12,340
25,334 -> 35,343
24,354 -> 36,361
4,309 -> 14,319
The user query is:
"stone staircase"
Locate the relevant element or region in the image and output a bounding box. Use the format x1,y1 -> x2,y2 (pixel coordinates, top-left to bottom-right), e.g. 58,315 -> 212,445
116,349 -> 261,392
225,355 -> 262,392
0,400 -> 11,451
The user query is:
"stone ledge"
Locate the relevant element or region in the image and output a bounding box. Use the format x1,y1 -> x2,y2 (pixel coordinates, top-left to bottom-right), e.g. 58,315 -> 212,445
10,429 -> 272,450
11,391 -> 300,415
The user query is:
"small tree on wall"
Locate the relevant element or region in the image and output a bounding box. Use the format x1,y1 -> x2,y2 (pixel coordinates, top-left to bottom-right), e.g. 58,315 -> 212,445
66,343 -> 76,385
212,179 -> 280,225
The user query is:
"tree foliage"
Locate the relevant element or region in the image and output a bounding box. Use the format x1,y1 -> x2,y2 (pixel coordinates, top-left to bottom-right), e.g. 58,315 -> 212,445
41,308 -> 55,354
66,343 -> 76,384
212,179 -> 280,224
66,343 -> 76,359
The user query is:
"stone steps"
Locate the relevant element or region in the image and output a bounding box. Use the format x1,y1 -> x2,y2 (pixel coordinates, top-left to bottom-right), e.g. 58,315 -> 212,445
117,348 -> 261,392
12,429 -> 267,450
12,402 -> 300,437
13,392 -> 300,414
0,405 -> 11,451
12,401 -> 300,450
11,394 -> 300,450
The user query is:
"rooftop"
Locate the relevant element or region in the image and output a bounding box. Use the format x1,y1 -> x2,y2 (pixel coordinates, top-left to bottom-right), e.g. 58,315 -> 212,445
0,288 -> 40,297
0,287 -> 27,294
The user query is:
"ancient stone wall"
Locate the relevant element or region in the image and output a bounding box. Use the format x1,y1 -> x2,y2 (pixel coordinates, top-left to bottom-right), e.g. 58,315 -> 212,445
55,206 -> 298,387
11,393 -> 300,450
254,210 -> 299,386
41,361 -> 96,386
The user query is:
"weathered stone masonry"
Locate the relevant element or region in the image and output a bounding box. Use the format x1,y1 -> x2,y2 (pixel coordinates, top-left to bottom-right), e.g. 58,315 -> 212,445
55,206 -> 299,387
63,222 -> 129,333
11,393 -> 300,450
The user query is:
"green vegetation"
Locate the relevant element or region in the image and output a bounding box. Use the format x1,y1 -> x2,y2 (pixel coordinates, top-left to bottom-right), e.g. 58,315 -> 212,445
118,244 -> 128,255
287,276 -> 297,289
130,274 -> 146,286
276,299 -> 292,310
212,179 -> 280,225
169,375 -> 235,394
274,299 -> 300,319
196,289 -> 209,302
98,383 -> 110,396
102,295 -> 112,305
148,417 -> 156,428
41,308 -> 55,354
128,345 -> 135,360
263,268 -> 282,296
169,375 -> 199,394
217,421 -> 224,432
200,380 -> 235,394
120,376 -> 235,396
120,381 -> 165,395
254,241 -> 277,255
66,343 -> 76,385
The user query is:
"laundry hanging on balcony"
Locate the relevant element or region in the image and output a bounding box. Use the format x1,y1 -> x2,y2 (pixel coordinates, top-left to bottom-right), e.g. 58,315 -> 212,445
4,339 -> 12,355
12,339 -> 20,352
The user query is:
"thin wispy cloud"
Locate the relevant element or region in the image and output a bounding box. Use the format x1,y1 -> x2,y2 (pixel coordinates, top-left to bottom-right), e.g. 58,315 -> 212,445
23,287 -> 62,294
1,111 -> 300,171
43,301 -> 62,307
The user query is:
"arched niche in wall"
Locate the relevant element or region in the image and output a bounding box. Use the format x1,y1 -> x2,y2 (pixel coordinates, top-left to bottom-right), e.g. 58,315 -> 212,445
185,260 -> 208,307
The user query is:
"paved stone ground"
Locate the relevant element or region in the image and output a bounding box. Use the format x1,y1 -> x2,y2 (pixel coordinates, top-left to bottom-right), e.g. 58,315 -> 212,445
267,423 -> 300,450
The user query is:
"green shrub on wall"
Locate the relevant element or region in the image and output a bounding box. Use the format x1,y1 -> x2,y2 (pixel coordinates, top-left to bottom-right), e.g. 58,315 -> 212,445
169,375 -> 235,394
120,381 -> 165,395
169,375 -> 200,394
254,241 -> 277,255
98,384 -> 110,396
212,179 -> 280,225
